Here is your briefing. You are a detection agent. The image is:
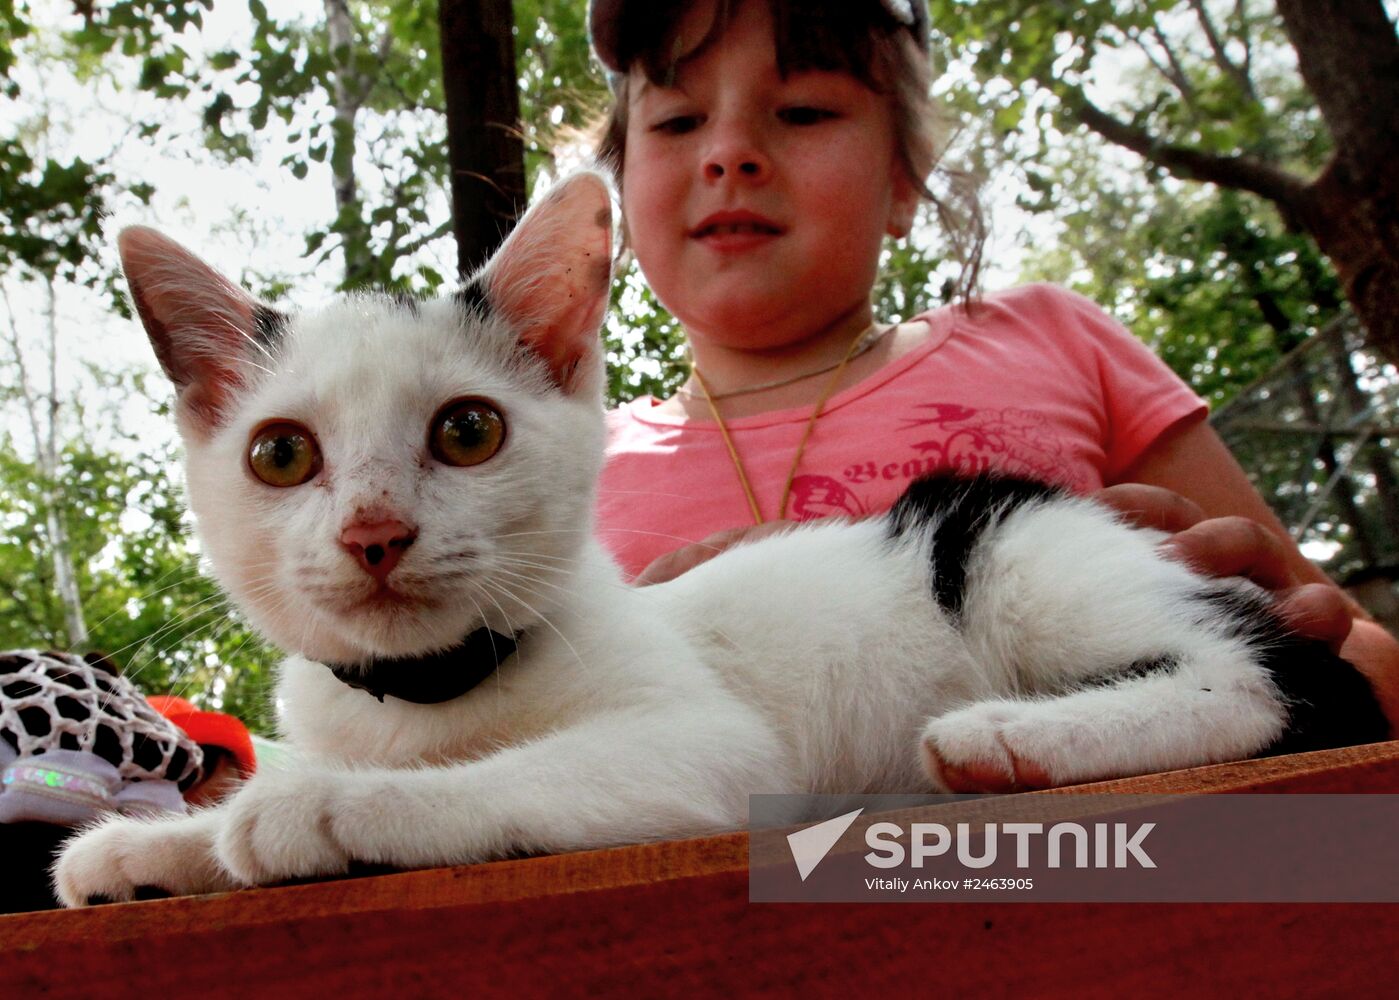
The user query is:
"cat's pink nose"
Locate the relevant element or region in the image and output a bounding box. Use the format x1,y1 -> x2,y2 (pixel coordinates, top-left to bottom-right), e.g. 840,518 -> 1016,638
339,519 -> 417,581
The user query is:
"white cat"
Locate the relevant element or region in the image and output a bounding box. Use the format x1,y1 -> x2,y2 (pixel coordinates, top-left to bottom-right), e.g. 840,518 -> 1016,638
54,173 -> 1385,906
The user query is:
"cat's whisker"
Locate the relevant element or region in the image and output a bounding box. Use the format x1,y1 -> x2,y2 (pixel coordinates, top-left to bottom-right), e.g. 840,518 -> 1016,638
487,543 -> 610,566
590,526 -> 733,551
125,598 -> 238,686
98,591 -> 231,674
479,578 -> 587,675
490,558 -> 631,598
204,311 -> 281,369
462,591 -> 517,705
489,552 -> 592,573
228,354 -> 276,378
490,543 -> 595,564
487,553 -> 570,579
594,488 -> 713,502
488,528 -> 592,542
471,588 -> 520,693
489,569 -> 586,599
463,593 -> 512,704
487,562 -> 565,590
482,571 -> 572,614
232,324 -> 279,366
94,596 -> 237,718
158,611 -> 251,708
65,569 -> 210,652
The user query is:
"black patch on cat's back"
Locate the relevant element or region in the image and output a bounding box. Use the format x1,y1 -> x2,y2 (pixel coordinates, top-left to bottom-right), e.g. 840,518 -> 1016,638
887,472 -> 1062,620
1197,585 -> 1390,754
252,305 -> 290,348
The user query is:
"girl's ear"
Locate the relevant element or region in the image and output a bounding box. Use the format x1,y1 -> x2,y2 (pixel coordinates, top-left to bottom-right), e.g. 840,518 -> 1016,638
476,172 -> 614,395
118,228 -> 284,437
886,166 -> 920,240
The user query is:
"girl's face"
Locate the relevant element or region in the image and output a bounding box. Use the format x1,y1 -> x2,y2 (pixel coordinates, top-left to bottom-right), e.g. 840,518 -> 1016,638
621,0 -> 918,351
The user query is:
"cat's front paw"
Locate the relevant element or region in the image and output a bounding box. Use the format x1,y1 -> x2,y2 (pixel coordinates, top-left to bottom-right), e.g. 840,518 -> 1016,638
215,766 -> 356,885
53,812 -> 240,907
921,701 -> 1056,793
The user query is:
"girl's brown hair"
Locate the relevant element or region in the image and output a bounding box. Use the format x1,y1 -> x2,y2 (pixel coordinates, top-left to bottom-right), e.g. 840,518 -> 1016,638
592,0 -> 984,300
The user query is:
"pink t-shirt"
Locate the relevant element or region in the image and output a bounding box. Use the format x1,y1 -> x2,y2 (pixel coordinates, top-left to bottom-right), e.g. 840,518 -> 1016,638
597,284 -> 1207,579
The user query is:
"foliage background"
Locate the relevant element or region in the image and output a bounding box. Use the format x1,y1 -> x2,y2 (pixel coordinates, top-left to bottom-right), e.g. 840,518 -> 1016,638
2,1 -> 1395,730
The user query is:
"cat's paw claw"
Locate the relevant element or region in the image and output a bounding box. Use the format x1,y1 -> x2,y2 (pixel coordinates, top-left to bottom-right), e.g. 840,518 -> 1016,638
53,813 -> 238,907
923,737 -> 1051,793
922,702 -> 1056,793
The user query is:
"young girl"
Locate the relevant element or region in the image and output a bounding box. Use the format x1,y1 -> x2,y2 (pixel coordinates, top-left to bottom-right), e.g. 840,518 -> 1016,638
585,0 -> 1399,722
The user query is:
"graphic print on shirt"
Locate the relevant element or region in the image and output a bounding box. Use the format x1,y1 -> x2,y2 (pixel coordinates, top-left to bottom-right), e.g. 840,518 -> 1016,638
790,403 -> 1086,522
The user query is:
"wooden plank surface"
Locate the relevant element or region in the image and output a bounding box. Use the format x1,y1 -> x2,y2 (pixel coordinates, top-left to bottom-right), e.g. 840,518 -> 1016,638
4,741 -> 1399,996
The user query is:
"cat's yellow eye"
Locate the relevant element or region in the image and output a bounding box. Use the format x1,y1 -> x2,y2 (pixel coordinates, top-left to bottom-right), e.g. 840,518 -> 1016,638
248,422 -> 322,487
430,399 -> 506,467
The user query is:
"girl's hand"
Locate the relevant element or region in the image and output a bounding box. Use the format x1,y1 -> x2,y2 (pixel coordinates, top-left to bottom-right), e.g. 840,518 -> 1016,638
1094,483 -> 1354,651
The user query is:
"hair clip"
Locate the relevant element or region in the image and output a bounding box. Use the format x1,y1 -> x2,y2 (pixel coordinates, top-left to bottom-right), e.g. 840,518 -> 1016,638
589,0 -> 931,76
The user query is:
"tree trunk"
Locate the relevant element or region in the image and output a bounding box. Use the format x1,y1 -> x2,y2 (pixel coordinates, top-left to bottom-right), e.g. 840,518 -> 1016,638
1275,0 -> 1399,364
41,279 -> 87,648
4,277 -> 89,648
438,0 -> 527,277
324,0 -> 370,287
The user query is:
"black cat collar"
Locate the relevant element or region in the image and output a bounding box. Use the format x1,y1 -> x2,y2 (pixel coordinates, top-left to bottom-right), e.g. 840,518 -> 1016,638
325,626 -> 524,705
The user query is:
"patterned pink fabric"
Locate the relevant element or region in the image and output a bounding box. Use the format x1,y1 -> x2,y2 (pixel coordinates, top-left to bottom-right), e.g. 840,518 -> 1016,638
597,284 -> 1207,579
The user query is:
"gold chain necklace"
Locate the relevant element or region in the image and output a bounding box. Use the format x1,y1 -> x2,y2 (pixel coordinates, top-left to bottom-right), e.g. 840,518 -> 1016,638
678,323 -> 890,400
690,322 -> 878,525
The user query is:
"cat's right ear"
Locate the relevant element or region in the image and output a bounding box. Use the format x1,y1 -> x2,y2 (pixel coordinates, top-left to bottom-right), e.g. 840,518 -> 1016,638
118,228 -> 285,436
474,172 -> 613,395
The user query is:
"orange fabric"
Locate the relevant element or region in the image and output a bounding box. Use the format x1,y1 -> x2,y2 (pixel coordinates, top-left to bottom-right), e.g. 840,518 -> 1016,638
146,695 -> 257,776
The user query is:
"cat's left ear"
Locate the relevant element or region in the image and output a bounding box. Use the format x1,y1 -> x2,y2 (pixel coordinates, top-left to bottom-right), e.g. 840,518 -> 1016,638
475,172 -> 613,395
118,227 -> 286,437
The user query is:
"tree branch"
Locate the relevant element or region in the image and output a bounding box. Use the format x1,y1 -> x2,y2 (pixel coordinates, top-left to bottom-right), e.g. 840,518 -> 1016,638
350,28 -> 393,110
1233,0 -> 1255,89
0,281 -> 46,464
1149,22 -> 1197,104
1127,23 -> 1196,106
393,219 -> 454,260
1068,93 -> 1310,213
1187,0 -> 1257,101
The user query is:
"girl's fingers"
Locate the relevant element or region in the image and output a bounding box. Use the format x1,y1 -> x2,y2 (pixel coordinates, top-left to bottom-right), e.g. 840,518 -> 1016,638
1093,483 -> 1206,533
1156,517 -> 1355,650
1100,484 -> 1356,649
1273,583 -> 1355,652
1155,515 -> 1299,591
